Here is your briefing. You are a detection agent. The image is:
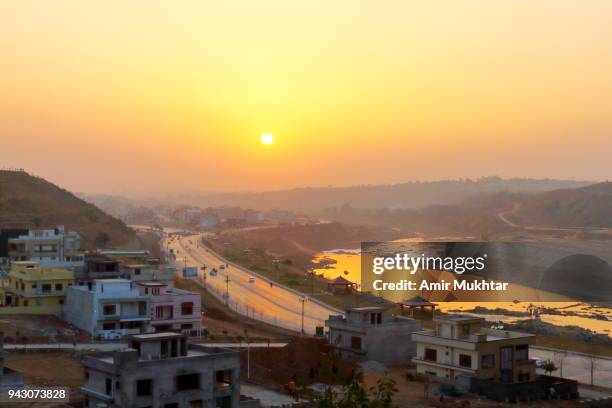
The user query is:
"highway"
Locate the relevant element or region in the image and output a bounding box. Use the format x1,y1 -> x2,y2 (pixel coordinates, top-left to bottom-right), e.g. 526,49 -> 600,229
166,234 -> 343,335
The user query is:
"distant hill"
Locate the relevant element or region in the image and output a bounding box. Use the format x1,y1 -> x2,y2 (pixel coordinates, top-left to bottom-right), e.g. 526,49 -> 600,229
0,170 -> 137,248
185,177 -> 591,212
511,182 -> 612,228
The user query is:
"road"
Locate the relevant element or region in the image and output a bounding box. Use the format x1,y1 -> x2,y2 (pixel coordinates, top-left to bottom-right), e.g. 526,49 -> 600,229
530,347 -> 612,389
167,234 -> 343,335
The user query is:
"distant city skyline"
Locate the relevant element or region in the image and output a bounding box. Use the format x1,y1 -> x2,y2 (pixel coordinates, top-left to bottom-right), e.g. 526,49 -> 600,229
1,1 -> 611,194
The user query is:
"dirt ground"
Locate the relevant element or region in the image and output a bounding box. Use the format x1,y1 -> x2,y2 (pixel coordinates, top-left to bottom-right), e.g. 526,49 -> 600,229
4,350 -> 85,407
0,314 -> 91,343
363,368 -> 583,408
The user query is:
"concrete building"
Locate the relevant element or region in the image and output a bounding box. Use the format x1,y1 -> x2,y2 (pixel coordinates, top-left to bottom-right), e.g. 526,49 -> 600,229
0,332 -> 23,391
64,279 -> 151,338
325,306 -> 421,365
412,315 -> 536,382
80,332 -> 241,408
122,264 -> 175,286
0,261 -> 75,315
412,315 -> 579,402
136,282 -> 202,333
8,225 -> 84,271
0,228 -> 28,267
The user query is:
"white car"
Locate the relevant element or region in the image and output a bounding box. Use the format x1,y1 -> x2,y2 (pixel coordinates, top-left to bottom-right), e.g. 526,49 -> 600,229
534,358 -> 545,368
248,276 -> 255,284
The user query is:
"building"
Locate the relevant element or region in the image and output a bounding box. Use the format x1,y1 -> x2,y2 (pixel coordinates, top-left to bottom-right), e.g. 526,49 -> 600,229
412,315 -> 536,382
0,332 -> 23,391
325,306 -> 421,365
122,264 -> 175,286
64,279 -> 151,338
8,225 -> 84,271
0,228 -> 28,267
412,315 -> 578,402
80,332 -> 241,408
0,261 -> 75,315
136,282 -> 202,333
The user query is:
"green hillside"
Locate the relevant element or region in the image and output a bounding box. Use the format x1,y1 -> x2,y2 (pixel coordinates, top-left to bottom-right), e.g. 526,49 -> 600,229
0,170 -> 137,248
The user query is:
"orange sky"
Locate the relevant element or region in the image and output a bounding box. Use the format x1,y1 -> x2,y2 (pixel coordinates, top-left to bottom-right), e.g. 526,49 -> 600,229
1,1 -> 611,193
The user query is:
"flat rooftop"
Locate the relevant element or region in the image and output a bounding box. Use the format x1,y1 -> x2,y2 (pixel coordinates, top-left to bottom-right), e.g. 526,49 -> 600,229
434,314 -> 484,323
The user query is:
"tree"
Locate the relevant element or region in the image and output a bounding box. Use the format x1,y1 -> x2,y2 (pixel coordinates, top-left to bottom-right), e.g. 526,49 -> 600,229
369,375 -> 398,408
542,359 -> 557,376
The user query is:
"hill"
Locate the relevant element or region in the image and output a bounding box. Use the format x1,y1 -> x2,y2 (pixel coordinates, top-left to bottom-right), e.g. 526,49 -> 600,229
510,182 -> 612,228
0,170 -> 137,248
181,176 -> 591,212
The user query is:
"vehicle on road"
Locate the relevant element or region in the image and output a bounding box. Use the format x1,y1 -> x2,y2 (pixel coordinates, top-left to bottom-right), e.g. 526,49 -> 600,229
248,276 -> 255,284
219,265 -> 225,270
534,358 -> 544,368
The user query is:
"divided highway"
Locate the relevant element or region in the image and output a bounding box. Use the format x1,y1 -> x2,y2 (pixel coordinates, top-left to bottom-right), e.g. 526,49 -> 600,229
166,234 -> 343,335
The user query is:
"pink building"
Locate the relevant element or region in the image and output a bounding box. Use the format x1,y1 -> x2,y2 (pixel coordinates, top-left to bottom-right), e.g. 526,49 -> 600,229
136,282 -> 202,332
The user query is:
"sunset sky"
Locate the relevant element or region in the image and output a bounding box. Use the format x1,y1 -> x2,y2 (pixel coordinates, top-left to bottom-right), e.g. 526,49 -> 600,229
1,1 -> 611,193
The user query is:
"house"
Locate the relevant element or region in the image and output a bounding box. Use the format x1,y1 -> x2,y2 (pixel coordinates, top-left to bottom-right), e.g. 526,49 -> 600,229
325,306 -> 421,365
135,282 -> 202,333
64,279 -> 151,338
0,228 -> 28,267
411,315 -> 578,402
80,332 -> 241,408
0,261 -> 75,315
8,225 -> 84,272
122,264 -> 175,286
0,332 -> 23,391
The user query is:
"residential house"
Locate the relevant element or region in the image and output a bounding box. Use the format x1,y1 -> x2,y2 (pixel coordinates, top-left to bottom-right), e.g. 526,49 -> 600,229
411,315 -> 577,402
8,225 -> 84,271
0,228 -> 28,267
0,261 -> 74,315
64,279 -> 151,338
325,306 -> 421,365
80,332 -> 241,408
136,282 -> 202,333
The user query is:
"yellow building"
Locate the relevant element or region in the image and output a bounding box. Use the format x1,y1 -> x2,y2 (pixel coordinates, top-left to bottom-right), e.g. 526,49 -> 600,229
0,261 -> 75,315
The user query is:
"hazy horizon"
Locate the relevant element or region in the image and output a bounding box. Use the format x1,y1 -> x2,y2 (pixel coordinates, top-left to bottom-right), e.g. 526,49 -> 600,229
2,1 -> 611,194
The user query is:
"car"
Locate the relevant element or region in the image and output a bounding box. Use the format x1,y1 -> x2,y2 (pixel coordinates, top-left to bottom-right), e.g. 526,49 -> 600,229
534,358 -> 545,368
248,276 -> 255,284
219,265 -> 225,270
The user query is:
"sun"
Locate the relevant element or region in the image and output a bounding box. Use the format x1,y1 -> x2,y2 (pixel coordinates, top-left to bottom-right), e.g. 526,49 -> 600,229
261,133 -> 274,145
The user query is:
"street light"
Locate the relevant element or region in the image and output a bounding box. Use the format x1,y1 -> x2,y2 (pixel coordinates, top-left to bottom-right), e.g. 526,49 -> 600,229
299,296 -> 309,335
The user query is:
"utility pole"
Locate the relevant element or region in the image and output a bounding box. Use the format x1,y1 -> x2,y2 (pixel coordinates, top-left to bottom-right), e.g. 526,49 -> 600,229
299,296 -> 308,335
224,275 -> 231,306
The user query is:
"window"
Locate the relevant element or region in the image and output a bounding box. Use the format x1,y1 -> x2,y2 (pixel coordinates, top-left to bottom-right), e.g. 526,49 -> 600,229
23,300 -> 29,307
134,268 -> 141,275
105,378 -> 112,396
459,354 -> 472,368
181,323 -> 193,330
103,322 -> 116,330
31,284 -> 36,289
138,302 -> 147,315
136,379 -> 153,396
461,324 -> 470,335
424,348 -> 437,362
350,336 -> 362,350
103,304 -> 116,315
55,283 -> 63,291
482,354 -> 495,369
181,302 -> 193,315
165,404 -> 178,408
215,370 -> 232,388
500,347 -> 513,370
176,373 -> 199,391
515,344 -> 528,361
